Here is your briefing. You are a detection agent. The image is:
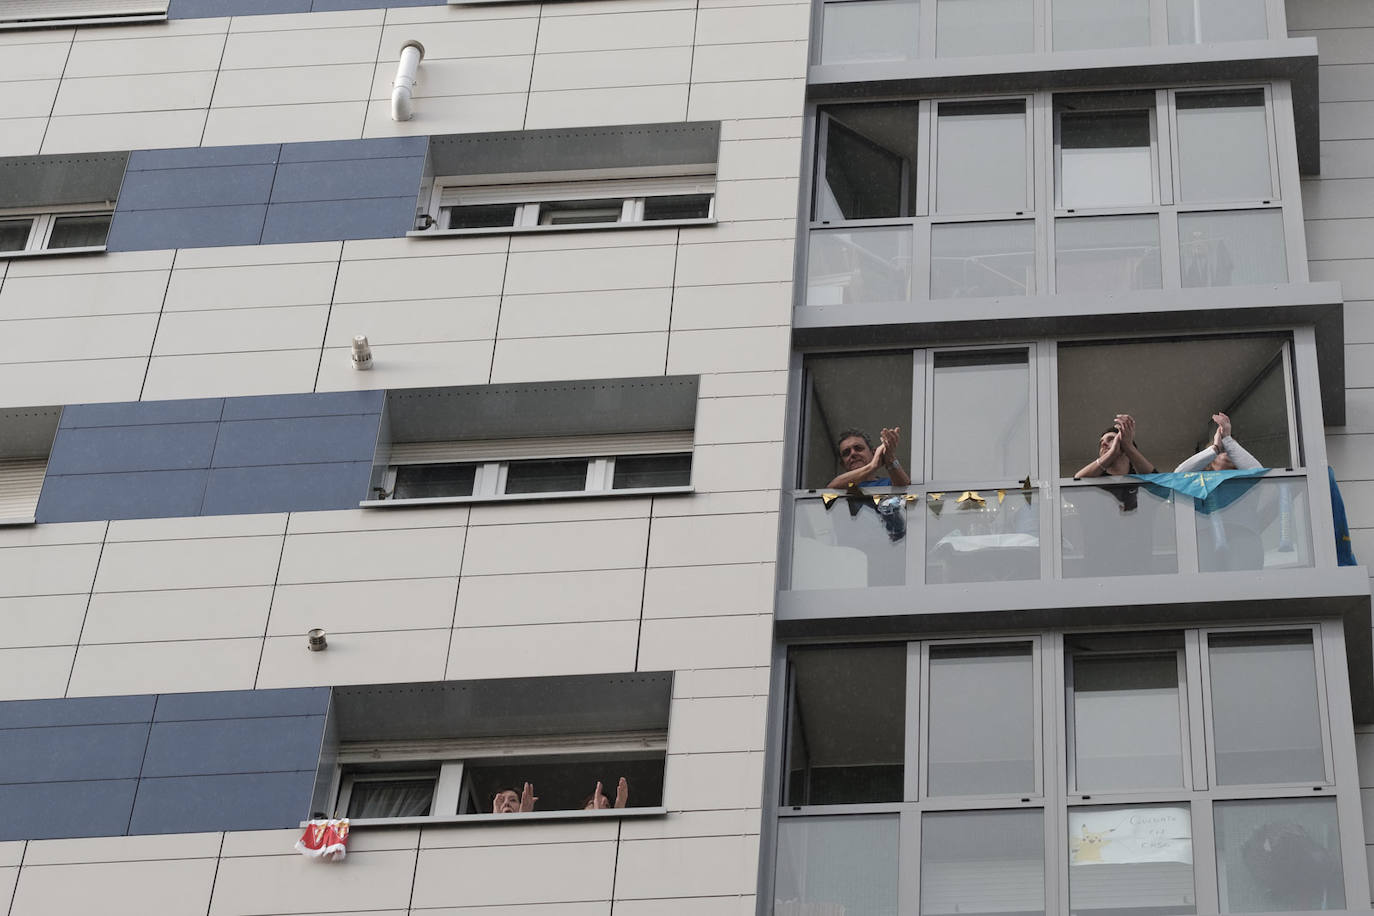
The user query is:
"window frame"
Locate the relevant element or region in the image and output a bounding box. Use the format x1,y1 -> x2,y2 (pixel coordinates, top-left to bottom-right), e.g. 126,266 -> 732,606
0,204 -> 113,258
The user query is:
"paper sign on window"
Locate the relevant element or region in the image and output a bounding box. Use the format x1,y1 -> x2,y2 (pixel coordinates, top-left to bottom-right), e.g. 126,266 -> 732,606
1069,807 -> 1191,866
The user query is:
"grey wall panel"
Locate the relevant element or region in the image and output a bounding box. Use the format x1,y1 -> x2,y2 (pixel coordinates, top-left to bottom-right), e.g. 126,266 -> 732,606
278,136 -> 428,164
60,398 -> 224,429
428,122 -> 721,179
0,723 -> 150,783
211,415 -> 382,466
141,716 -> 327,777
0,695 -> 154,729
168,0 -> 309,15
0,780 -> 138,841
45,423 -> 220,475
127,145 -> 280,171
35,469 -> 210,523
115,164 -> 277,211
0,152 -> 129,209
260,197 -> 420,244
154,687 -> 329,722
220,390 -> 383,422
200,462 -> 373,515
105,204 -> 269,252
128,771 -> 317,834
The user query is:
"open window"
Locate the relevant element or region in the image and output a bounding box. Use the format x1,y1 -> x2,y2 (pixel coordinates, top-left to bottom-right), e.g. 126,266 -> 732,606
0,406 -> 60,524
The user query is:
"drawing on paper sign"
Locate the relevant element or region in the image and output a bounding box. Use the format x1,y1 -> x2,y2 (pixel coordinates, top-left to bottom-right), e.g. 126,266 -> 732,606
1070,807 -> 1192,866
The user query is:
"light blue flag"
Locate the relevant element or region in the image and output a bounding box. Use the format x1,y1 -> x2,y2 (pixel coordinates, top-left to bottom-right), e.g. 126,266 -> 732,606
1130,468 -> 1270,513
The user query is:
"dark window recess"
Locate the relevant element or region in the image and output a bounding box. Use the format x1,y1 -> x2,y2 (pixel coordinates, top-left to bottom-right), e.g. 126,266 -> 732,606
613,453 -> 692,489
0,219 -> 31,252
347,775 -> 437,819
643,195 -> 712,221
460,753 -> 665,814
393,463 -> 477,500
446,204 -> 519,230
47,214 -> 112,250
504,458 -> 589,494
539,199 -> 624,225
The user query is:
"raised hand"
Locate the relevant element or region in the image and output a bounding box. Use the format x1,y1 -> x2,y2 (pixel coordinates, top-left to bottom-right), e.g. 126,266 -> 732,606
1212,412 -> 1232,439
880,426 -> 901,459
520,782 -> 538,812
590,781 -> 610,809
614,776 -> 629,809
1114,414 -> 1136,448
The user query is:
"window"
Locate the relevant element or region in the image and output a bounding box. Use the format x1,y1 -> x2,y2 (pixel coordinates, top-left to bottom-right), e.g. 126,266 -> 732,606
1053,0 -> 1150,50
937,0 -> 1033,56
934,100 -> 1029,215
0,406 -> 60,524
427,176 -> 714,235
0,210 -> 112,255
377,449 -> 692,502
0,0 -> 166,28
1167,0 -> 1269,45
818,0 -> 919,65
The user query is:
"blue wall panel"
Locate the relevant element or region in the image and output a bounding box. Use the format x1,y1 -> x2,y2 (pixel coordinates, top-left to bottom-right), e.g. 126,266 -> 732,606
154,686 -> 328,721
115,164 -> 278,210
127,145 -> 281,171
0,695 -> 154,729
0,781 -> 139,841
60,398 -> 223,428
46,423 -> 221,475
35,470 -> 211,523
212,415 -> 382,466
261,198 -> 419,244
271,151 -> 426,199
142,716 -> 327,777
221,390 -> 383,421
129,771 -> 319,834
105,205 -> 270,252
201,462 -> 374,515
0,723 -> 150,783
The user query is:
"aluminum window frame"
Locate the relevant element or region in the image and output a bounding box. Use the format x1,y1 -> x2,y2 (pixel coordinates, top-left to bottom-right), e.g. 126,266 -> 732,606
374,452 -> 694,506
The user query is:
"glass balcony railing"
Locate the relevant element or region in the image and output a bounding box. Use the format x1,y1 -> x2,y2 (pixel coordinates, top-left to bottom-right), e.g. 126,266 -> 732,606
1195,476 -> 1312,573
1060,480 -> 1178,578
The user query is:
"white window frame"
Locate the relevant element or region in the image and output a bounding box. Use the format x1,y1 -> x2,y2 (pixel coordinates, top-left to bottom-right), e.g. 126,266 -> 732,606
0,0 -> 167,29
0,204 -> 113,258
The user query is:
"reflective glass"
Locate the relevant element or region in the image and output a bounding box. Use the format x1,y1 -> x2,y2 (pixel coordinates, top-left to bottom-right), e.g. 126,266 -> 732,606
922,810 -> 1045,916
1214,798 -> 1344,912
1197,477 -> 1312,573
1069,805 -> 1196,916
46,214 -> 110,249
1060,483 -> 1179,578
800,351 -> 915,490
820,0 -> 919,65
1176,90 -> 1271,202
612,453 -> 692,489
775,815 -> 900,915
930,220 -> 1035,298
446,204 -> 519,229
1059,109 -> 1154,208
816,103 -> 919,220
392,463 -> 477,500
1209,631 -> 1324,785
1056,215 -> 1162,292
642,194 -> 712,220
1178,210 -> 1286,287
792,496 -> 910,589
936,101 -> 1027,213
1071,652 -> 1184,790
503,458 -> 588,494
1054,0 -> 1151,50
931,350 -> 1031,481
1168,0 -> 1268,44
0,218 -> 32,252
926,490 -> 1040,584
808,225 -> 913,305
928,644 -> 1035,796
937,0 -> 1033,56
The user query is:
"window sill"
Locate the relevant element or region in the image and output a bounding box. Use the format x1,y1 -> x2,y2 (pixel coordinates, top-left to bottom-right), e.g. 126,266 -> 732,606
0,246 -> 106,260
0,516 -> 35,527
310,806 -> 668,829
360,485 -> 693,509
407,218 -> 715,239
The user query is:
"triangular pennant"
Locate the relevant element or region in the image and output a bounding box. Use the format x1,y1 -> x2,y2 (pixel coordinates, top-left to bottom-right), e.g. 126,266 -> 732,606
821,493 -> 839,508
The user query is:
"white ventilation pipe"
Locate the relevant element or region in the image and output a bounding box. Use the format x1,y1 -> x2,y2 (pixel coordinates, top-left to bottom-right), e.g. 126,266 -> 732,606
391,40 -> 425,122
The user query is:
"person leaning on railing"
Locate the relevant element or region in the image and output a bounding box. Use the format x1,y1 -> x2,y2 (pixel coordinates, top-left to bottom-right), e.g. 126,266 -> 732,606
827,427 -> 912,489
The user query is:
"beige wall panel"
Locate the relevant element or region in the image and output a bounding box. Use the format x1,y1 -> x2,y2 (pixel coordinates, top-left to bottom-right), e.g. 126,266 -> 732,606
81,586 -> 273,644
93,535 -> 283,592
459,517 -> 649,576
0,842 -> 21,867
0,594 -> 87,649
0,521 -> 106,549
0,866 -> 13,915
674,238 -> 794,286
611,897 -> 756,916
687,78 -> 806,120
540,0 -> 695,15
494,288 -> 671,339
662,750 -> 765,811
0,543 -> 101,597
453,568 -> 643,626
42,109 -> 208,154
361,92 -> 529,137
106,513 -> 287,542
411,841 -> 615,908
53,71 -> 218,117
285,505 -> 469,535
343,234 -> 508,260
141,349 -> 321,400
325,297 -> 500,347
1328,433 -> 1374,476
73,16 -> 228,39
667,326 -> 790,374
672,665 -> 769,698
1356,729 -> 1374,784
1339,480 -> 1374,519
652,491 -> 779,517
172,242 -> 342,270
208,850 -> 418,916
698,369 -> 790,398
417,905 -> 607,916
717,138 -> 803,181
1312,259 -> 1374,298
691,40 -> 809,83
1319,101 -> 1374,140
489,332 -> 670,384
620,808 -> 761,841
1339,389 -> 1374,432
220,26 -> 382,70
1295,27 -> 1374,66
534,9 -> 695,52
379,17 -> 539,59
151,305 -> 330,357
24,831 -> 221,865
166,261 -> 339,313
8,250 -> 175,277
0,645 -> 74,700
420,819 -> 617,850
63,33 -> 227,78
613,834 -> 760,899
0,358 -> 147,407
506,226 -> 683,253
530,47 -> 692,91
335,251 -> 507,303
691,441 -> 787,492
222,825 -> 417,856
201,101 -> 368,147
0,119 -> 45,156
1318,139 -> 1374,178
1303,177 -> 1374,219
637,613 -> 772,670
211,63 -> 376,109
277,526 -> 466,584
502,245 -> 676,295
695,1 -> 810,42
1289,0 -> 1374,29
524,84 -> 689,130
1321,63 -> 1374,102
0,314 -> 157,363
722,117 -> 804,141
1306,217 -> 1374,259
314,339 -> 496,390
667,694 -> 768,754
228,7 -> 381,30
693,394 -> 787,444
448,619 -> 639,678
67,638 -> 261,696
11,858 -> 217,916
367,55 -> 533,98
256,627 -> 450,687
267,577 -> 459,635
1348,343 -> 1374,386
0,41 -> 71,81
0,267 -> 170,320
713,178 -> 802,224
466,497 -> 651,527
642,562 -> 775,617
0,80 -> 61,120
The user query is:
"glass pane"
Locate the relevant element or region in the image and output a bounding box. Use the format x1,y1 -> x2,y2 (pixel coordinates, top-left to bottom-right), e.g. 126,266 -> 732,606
504,458 -> 588,494
347,777 -> 435,818
1214,798 -> 1344,912
821,0 -> 919,65
1197,477 -> 1312,572
1054,0 -> 1151,50
1057,216 -> 1162,293
936,101 -> 1027,213
774,815 -> 900,915
928,644 -> 1035,796
1061,484 -> 1179,578
1168,0 -> 1268,44
930,220 -> 1035,298
1069,805 -> 1196,916
801,352 -> 914,490
787,646 -> 905,805
46,214 -> 110,249
931,350 -> 1031,481
392,463 -> 477,500
1059,110 -> 1154,208
0,219 -> 32,253
1178,210 -> 1286,287
1209,631 -> 1324,785
1072,652 -> 1183,791
792,496 -> 910,588
642,194 -> 711,221
816,103 -> 920,220
612,453 -> 691,489
923,810 -> 1044,916
927,489 -> 1040,584
808,225 -> 913,305
446,204 -> 519,229
938,0 -> 1033,56
539,200 -> 623,225
1176,90 -> 1271,202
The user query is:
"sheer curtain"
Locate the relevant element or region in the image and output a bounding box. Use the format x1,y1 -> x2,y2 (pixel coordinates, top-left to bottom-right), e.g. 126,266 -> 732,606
347,779 -> 435,818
